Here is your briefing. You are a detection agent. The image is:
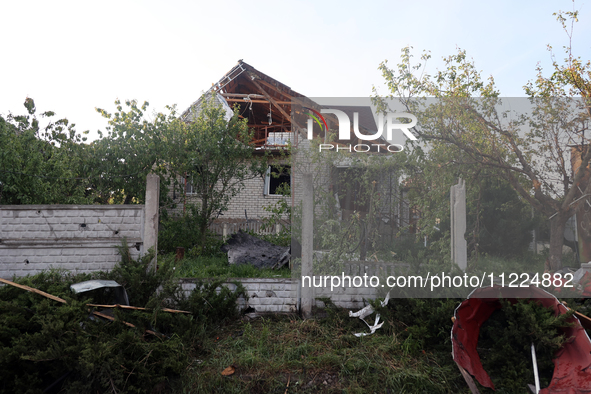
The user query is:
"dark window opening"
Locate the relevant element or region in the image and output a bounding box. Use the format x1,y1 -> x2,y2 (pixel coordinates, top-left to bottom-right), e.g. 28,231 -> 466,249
266,165 -> 291,195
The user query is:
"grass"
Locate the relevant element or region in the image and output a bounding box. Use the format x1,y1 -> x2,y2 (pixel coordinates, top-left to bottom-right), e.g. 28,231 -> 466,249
171,255 -> 291,279
469,252 -> 547,274
181,310 -> 467,393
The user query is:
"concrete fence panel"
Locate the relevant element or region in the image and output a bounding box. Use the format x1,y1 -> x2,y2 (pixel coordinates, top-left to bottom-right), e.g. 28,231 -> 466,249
0,205 -> 145,279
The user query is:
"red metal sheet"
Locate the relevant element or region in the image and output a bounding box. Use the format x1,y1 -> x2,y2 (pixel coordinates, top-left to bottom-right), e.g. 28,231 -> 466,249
451,286 -> 591,392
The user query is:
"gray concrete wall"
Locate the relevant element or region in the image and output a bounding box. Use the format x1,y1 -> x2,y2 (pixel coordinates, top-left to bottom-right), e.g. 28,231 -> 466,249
0,205 -> 144,279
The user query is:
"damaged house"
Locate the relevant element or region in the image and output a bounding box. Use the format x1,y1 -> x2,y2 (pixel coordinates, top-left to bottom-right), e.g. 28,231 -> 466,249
173,60 -> 415,242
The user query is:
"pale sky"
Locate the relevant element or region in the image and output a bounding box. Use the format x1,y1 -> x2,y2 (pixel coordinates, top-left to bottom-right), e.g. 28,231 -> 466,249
1,0 -> 589,141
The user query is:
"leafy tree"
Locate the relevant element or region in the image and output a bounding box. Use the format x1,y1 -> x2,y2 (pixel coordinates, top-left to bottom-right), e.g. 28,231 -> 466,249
92,99 -> 175,204
375,6 -> 590,270
0,98 -> 91,204
165,94 -> 267,252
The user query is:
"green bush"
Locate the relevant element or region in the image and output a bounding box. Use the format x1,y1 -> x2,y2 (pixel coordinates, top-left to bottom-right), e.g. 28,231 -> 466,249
375,297 -> 574,393
173,255 -> 291,279
177,279 -> 247,324
159,204 -> 225,257
477,299 -> 572,393
106,243 -> 186,308
377,298 -> 460,355
0,276 -> 188,393
0,245 -> 246,393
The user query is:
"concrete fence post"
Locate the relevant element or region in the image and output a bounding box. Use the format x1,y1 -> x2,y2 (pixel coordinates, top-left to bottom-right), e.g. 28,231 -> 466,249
143,172 -> 160,271
223,223 -> 228,241
301,173 -> 314,319
450,178 -> 467,271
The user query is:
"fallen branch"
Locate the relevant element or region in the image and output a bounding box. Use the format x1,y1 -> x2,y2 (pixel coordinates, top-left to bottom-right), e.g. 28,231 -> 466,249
574,311 -> 591,330
86,304 -> 191,314
0,277 -> 67,304
91,311 -> 161,337
0,277 -> 168,337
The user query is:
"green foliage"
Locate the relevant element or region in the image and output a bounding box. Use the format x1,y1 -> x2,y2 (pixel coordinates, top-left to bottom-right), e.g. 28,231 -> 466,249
478,300 -> 573,393
177,279 -> 247,325
476,179 -> 537,258
0,247 -> 246,393
2,95 -> 263,209
375,32 -> 589,270
257,192 -> 291,247
0,276 -> 188,393
377,298 -> 461,355
173,255 -> 291,279
106,243 -> 177,307
165,94 -> 268,252
0,99 -> 92,204
158,204 -> 225,257
92,99 -> 176,204
375,296 -> 576,393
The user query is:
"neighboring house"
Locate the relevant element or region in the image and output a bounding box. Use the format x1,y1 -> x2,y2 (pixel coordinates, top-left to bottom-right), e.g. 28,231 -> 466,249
173,60 -> 414,237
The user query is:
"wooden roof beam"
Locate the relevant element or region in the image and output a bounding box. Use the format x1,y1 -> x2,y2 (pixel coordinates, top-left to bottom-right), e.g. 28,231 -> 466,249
251,77 -> 294,100
225,98 -> 293,105
248,72 -> 302,129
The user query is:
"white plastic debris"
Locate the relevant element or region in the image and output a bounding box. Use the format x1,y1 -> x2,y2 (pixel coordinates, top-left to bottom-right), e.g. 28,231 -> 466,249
349,291 -> 390,337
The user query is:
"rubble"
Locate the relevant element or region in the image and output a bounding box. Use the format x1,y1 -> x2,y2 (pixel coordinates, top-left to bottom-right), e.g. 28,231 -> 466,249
221,230 -> 290,269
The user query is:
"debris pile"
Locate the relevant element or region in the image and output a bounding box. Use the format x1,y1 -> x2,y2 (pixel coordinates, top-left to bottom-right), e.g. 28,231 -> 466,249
221,230 -> 290,269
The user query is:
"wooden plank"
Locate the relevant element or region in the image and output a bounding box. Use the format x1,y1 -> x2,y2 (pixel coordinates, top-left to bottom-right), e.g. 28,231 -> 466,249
221,93 -> 265,99
252,78 -> 294,99
92,311 -> 160,337
87,303 -> 191,314
225,98 -> 293,105
0,277 -> 67,304
457,364 -> 481,394
248,72 -> 302,130
575,310 -> 591,330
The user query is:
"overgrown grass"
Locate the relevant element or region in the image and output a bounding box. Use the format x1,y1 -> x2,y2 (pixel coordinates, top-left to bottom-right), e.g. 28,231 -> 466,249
469,253 -> 547,275
172,255 -> 291,279
183,311 -> 466,393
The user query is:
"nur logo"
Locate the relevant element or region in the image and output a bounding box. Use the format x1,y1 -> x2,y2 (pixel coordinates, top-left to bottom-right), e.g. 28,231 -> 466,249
303,107 -> 417,153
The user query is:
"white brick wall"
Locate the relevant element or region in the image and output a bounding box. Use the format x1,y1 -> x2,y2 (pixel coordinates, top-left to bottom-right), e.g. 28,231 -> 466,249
0,205 -> 144,279
166,167 -> 291,226
178,277 -> 379,313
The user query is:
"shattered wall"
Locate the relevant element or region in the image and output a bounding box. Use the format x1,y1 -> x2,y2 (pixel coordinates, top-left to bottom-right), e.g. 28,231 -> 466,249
0,205 -> 144,279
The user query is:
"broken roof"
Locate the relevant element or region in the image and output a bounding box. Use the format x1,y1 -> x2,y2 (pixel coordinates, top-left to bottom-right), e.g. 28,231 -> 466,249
181,60 -> 389,149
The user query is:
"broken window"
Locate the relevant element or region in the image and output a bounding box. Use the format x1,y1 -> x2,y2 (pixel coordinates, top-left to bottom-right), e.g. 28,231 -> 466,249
264,165 -> 291,195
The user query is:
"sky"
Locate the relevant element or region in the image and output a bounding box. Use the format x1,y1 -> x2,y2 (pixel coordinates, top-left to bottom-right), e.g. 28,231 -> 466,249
1,0 -> 589,141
